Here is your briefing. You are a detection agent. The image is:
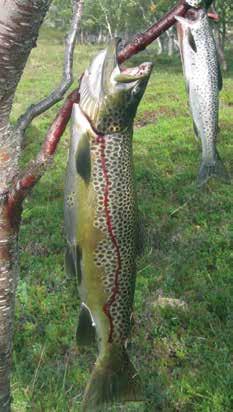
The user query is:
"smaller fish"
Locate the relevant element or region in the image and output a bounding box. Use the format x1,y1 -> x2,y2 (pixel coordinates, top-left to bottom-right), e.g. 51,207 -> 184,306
176,9 -> 230,186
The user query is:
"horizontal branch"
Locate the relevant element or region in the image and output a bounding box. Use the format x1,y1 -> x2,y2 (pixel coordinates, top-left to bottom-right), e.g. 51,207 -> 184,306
118,2 -> 190,63
16,0 -> 84,135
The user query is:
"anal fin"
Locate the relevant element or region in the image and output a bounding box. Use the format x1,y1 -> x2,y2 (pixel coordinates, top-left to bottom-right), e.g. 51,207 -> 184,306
76,303 -> 96,346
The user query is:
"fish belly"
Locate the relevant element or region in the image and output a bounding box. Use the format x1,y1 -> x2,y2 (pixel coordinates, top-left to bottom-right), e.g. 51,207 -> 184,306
80,130 -> 138,349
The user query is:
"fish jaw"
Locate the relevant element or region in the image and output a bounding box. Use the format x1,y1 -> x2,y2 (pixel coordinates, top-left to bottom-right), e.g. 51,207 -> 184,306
79,38 -> 153,133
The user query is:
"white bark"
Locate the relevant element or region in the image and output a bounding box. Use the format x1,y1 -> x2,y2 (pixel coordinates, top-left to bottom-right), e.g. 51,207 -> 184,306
0,1 -> 52,409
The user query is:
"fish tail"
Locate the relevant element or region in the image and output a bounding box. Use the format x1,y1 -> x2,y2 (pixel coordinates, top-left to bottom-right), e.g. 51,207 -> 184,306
197,151 -> 230,186
81,344 -> 143,411
76,303 -> 96,346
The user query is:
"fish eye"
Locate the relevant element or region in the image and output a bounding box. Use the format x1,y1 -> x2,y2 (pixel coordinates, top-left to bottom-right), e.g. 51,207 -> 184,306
186,10 -> 198,21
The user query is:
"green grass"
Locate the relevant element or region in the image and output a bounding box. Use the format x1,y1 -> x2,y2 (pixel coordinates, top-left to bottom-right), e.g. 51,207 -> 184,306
11,29 -> 233,411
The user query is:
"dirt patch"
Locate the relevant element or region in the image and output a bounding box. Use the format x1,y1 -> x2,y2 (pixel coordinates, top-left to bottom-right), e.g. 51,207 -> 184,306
135,108 -> 180,128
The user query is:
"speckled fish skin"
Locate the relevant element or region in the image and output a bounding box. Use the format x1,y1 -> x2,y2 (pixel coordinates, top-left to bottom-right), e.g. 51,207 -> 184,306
176,9 -> 229,185
185,0 -> 214,8
64,39 -> 152,411
186,0 -> 203,7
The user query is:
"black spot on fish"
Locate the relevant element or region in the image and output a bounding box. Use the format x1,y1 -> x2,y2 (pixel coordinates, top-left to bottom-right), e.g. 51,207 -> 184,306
188,29 -> 197,53
76,135 -> 91,184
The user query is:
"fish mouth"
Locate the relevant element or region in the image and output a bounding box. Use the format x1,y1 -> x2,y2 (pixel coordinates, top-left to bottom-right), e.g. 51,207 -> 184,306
103,38 -> 153,89
115,62 -> 153,84
79,38 -> 152,120
80,38 -> 152,102
175,8 -> 208,26
183,7 -> 219,23
207,12 -> 219,21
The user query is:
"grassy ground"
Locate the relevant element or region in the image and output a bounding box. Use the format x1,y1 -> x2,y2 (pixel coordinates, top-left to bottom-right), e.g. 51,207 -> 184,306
11,27 -> 233,411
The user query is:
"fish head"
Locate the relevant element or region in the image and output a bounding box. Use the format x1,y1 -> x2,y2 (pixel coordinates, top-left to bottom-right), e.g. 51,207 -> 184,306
79,38 -> 153,134
185,0 -> 203,7
175,8 -> 208,31
185,0 -> 214,8
175,8 -> 214,54
176,6 -> 218,28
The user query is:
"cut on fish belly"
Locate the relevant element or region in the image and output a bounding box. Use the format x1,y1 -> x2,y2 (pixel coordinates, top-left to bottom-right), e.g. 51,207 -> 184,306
64,38 -> 153,411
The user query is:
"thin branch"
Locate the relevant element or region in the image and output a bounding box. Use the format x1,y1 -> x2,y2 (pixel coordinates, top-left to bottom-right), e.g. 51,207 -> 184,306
8,89 -> 80,220
117,0 -> 192,64
97,0 -> 113,39
16,0 -> 84,135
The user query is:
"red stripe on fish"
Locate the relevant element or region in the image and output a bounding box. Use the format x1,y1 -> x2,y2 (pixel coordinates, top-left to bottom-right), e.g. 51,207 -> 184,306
96,135 -> 122,343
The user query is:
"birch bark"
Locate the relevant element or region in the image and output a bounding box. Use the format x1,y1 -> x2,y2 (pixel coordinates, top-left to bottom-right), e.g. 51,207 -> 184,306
0,2 -> 51,409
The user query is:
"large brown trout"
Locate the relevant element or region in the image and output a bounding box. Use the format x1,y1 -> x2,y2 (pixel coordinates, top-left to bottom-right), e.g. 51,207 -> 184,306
64,39 -> 152,411
176,8 -> 229,186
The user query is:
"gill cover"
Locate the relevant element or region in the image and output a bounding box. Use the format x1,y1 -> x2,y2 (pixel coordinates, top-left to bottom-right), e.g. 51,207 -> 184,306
79,38 -> 153,132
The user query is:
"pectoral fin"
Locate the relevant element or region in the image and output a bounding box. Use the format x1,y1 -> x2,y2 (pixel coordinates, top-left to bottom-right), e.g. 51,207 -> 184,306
193,120 -> 199,140
65,245 -> 83,285
188,29 -> 197,53
76,134 -> 91,184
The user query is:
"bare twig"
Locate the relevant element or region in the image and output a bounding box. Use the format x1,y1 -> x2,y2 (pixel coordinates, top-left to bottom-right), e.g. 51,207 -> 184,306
7,89 -> 80,222
16,0 -> 84,135
118,1 -> 191,63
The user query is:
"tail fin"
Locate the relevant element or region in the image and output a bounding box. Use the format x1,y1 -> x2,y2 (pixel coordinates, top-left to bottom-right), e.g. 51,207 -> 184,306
197,152 -> 230,186
81,345 -> 143,411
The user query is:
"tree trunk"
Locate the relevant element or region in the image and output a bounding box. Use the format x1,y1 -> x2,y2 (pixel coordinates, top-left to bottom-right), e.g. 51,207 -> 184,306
156,37 -> 163,55
167,29 -> 175,56
0,1 -> 51,409
0,125 -> 21,411
0,198 -> 18,411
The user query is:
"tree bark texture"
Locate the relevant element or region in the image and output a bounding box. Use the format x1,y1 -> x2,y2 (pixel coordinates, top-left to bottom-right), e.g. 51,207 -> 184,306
0,2 -> 52,410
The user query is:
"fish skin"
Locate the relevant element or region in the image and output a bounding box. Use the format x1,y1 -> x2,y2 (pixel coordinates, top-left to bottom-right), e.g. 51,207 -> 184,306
185,0 -> 213,8
176,9 -> 230,186
64,39 -> 153,410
